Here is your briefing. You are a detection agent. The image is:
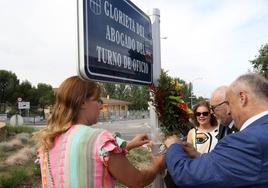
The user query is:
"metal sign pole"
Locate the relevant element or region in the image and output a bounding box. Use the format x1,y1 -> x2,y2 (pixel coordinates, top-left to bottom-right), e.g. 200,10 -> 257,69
149,8 -> 165,188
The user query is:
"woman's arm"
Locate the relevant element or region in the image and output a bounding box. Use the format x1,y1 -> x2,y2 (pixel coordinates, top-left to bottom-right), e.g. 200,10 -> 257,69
187,128 -> 194,145
126,133 -> 150,150
108,153 -> 165,188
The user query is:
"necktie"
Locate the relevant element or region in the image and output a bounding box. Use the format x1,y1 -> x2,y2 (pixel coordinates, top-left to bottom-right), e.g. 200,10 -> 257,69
231,126 -> 238,133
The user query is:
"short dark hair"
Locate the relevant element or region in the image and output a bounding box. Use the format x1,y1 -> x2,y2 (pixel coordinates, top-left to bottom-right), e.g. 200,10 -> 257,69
192,100 -> 218,127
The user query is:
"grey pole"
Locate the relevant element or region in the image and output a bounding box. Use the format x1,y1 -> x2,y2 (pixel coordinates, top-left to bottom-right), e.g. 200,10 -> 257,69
148,8 -> 165,188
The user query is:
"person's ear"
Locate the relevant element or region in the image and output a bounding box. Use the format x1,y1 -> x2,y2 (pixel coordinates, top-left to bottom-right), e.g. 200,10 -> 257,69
239,91 -> 248,107
226,104 -> 231,115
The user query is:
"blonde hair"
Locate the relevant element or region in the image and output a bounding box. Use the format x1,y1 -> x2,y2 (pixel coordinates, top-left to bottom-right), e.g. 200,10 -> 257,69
34,76 -> 101,150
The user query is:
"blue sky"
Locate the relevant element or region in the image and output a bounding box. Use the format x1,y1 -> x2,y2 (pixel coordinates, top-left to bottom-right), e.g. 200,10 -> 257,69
1,0 -> 268,97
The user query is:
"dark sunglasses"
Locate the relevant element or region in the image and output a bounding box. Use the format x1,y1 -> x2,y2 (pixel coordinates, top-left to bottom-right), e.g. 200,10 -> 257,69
195,112 -> 209,116
210,101 -> 229,112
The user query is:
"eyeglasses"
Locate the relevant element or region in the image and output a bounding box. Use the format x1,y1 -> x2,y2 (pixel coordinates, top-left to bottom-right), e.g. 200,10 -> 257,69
97,99 -> 103,105
210,101 -> 229,112
195,112 -> 209,116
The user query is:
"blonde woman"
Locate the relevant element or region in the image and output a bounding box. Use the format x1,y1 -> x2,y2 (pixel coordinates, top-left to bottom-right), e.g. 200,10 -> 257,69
34,76 -> 164,188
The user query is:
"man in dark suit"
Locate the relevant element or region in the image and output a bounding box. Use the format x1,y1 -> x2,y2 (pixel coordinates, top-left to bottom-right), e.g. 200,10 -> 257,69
162,73 -> 268,187
210,86 -> 237,140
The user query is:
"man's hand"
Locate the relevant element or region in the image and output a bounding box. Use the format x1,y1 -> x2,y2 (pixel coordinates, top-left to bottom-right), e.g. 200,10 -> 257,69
182,142 -> 201,158
127,133 -> 150,150
164,135 -> 182,148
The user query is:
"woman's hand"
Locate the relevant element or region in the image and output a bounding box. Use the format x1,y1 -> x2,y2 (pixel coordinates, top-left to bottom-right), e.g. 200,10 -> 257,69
127,133 -> 150,150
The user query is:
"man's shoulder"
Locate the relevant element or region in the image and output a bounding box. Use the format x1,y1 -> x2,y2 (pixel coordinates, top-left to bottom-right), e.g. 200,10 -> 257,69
245,114 -> 268,133
218,121 -> 268,151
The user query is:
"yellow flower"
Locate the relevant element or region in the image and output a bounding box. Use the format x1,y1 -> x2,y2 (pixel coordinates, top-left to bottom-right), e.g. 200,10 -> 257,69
175,80 -> 183,90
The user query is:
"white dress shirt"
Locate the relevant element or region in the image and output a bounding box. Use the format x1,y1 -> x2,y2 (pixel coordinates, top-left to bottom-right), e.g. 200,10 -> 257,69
240,110 -> 268,131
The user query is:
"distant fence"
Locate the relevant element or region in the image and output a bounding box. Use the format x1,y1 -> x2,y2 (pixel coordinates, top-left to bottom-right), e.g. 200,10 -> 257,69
1,105 -> 149,125
98,110 -> 149,122
0,104 -> 46,125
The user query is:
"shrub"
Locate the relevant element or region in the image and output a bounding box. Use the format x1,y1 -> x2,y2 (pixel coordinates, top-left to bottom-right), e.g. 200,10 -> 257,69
7,126 -> 35,136
33,163 -> 41,176
0,139 -> 23,152
0,167 -> 27,188
127,147 -> 151,168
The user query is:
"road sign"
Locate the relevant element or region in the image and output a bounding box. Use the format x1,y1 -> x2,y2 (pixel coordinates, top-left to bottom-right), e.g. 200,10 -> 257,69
77,0 -> 153,85
17,97 -> 22,102
18,102 -> 30,109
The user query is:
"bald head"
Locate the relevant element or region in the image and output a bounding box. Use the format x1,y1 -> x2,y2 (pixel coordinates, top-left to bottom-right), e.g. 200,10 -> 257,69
210,86 -> 228,103
227,73 -> 268,129
230,73 -> 268,102
210,85 -> 232,126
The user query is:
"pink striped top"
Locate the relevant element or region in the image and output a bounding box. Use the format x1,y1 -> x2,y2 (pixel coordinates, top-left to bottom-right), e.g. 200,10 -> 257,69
39,124 -> 127,188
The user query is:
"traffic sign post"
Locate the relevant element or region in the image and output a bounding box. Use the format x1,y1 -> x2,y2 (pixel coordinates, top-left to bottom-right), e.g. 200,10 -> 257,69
18,102 -> 30,110
77,0 -> 153,85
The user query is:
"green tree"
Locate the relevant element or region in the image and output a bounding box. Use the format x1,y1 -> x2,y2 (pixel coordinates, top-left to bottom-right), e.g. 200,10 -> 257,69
18,80 -> 38,105
100,82 -> 117,98
36,83 -> 55,116
128,85 -> 149,110
114,84 -> 130,100
0,70 -> 20,112
100,82 -> 149,110
250,44 -> 268,79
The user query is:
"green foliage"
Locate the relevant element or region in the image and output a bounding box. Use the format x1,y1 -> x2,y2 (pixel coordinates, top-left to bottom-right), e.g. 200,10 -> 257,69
250,44 -> 268,79
100,82 -> 149,110
128,85 -> 149,110
34,83 -> 55,117
150,70 -> 193,136
101,82 -> 117,98
18,81 -> 38,106
126,147 -> 151,167
7,126 -> 35,136
33,163 -> 41,176
0,167 -> 27,188
0,150 -> 8,161
0,70 -> 20,112
114,84 -> 131,100
0,70 -> 55,115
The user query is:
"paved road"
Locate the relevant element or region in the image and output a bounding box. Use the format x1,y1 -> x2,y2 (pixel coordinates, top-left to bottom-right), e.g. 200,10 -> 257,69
31,118 -> 152,141
93,118 -> 151,140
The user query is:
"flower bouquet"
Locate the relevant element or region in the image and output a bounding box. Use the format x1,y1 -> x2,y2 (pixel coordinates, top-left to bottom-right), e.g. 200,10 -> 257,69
150,70 -> 193,137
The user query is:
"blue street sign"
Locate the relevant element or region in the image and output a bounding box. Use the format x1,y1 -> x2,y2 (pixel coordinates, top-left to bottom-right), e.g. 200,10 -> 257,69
77,0 -> 153,85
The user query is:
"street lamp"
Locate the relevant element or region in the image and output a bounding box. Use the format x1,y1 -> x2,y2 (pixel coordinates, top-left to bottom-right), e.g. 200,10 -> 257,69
189,77 -> 203,109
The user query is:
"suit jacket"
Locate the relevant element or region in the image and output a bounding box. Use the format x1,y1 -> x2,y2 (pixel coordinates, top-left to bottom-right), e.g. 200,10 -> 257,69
217,124 -> 237,140
165,114 -> 268,188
